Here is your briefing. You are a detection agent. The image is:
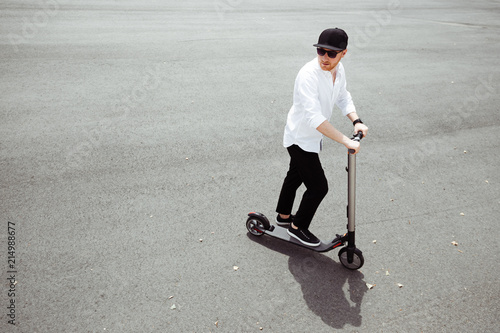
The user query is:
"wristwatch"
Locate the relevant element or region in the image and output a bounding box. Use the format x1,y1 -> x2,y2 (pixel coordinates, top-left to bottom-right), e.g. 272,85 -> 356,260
353,118 -> 363,126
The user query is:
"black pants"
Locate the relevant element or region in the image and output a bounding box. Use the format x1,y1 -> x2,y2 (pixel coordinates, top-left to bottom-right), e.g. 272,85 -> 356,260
276,145 -> 328,230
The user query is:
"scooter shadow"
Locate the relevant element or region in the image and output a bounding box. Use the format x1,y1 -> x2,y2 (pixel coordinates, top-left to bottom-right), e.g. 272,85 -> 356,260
246,233 -> 367,329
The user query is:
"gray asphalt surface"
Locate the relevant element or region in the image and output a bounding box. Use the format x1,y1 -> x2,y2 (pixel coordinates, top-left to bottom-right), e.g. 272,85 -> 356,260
1,0 -> 499,332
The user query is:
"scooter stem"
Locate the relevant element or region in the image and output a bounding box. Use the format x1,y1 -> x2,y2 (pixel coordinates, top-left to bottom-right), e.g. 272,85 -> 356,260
347,152 -> 356,234
346,131 -> 363,250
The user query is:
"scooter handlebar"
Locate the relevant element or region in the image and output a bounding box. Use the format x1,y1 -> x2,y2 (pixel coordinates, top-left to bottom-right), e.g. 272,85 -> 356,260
352,131 -> 364,141
348,131 -> 364,154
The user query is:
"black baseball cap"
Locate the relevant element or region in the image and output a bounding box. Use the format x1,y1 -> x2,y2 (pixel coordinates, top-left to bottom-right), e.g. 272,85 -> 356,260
313,28 -> 348,51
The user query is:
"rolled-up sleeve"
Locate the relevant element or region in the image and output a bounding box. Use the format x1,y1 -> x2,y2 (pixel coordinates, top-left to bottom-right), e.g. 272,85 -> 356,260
296,72 -> 327,129
335,67 -> 356,116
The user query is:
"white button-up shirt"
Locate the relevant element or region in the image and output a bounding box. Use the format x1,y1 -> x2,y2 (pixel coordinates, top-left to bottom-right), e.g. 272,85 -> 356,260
283,58 -> 356,153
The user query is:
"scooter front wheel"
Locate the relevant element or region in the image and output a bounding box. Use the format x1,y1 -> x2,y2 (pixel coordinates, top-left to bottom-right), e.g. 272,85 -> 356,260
246,216 -> 269,236
338,247 -> 364,270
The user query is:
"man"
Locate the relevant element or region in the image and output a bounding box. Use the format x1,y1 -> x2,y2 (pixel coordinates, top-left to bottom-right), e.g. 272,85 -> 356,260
275,28 -> 369,246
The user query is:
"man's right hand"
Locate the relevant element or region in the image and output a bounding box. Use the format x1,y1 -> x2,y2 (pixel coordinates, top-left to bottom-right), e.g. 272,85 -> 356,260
344,139 -> 360,154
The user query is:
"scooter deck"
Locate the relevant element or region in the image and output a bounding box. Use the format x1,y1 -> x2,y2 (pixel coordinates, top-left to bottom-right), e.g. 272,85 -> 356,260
264,225 -> 342,253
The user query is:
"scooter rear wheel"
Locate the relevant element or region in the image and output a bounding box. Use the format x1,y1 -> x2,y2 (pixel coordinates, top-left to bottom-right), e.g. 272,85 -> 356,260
338,247 -> 364,270
246,216 -> 269,236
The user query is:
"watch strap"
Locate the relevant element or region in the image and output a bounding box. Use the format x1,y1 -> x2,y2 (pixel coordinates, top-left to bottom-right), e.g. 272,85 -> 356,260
353,118 -> 363,126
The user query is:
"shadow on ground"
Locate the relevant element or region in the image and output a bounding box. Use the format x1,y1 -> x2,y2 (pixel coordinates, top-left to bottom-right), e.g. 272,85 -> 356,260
247,233 -> 367,329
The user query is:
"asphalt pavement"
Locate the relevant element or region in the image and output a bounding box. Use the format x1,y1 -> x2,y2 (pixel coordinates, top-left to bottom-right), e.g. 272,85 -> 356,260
1,0 -> 499,332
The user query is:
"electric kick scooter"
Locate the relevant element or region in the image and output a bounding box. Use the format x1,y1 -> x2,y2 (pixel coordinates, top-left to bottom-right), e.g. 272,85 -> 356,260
246,132 -> 365,270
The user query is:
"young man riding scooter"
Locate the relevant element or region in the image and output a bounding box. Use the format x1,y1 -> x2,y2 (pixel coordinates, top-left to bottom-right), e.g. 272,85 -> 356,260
275,28 -> 369,246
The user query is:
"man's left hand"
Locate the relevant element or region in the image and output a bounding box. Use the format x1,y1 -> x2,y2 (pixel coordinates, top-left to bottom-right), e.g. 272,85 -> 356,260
354,123 -> 369,138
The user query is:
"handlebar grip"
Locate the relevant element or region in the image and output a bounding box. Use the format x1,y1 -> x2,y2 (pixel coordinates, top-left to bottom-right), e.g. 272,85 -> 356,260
352,131 -> 364,141
348,131 -> 364,154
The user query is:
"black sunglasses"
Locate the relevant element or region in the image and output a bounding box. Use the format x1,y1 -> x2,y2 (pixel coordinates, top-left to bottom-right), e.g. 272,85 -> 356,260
316,48 -> 342,58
